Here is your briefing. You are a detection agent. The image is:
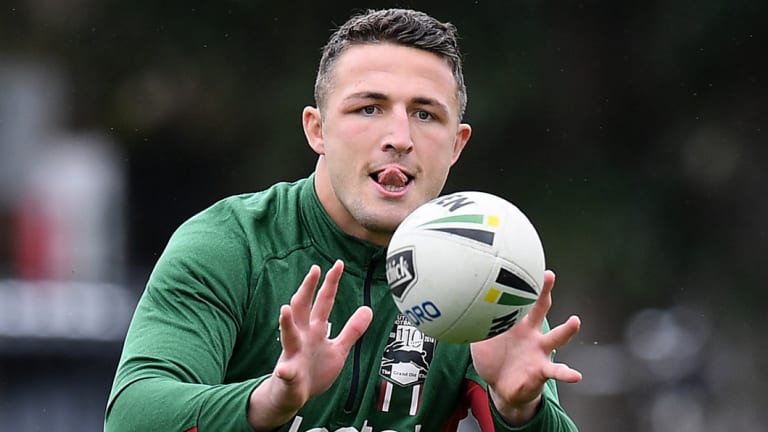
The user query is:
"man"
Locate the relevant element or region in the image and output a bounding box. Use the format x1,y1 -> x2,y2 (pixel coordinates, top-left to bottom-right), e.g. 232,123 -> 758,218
105,8 -> 582,432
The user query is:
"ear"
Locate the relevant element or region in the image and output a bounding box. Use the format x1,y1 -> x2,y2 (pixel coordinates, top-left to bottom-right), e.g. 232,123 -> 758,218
303,106 -> 324,155
450,123 -> 472,166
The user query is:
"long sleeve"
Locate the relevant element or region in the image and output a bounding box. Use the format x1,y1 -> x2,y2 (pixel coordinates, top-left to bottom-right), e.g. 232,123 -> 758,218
487,378 -> 578,432
105,203 -> 261,432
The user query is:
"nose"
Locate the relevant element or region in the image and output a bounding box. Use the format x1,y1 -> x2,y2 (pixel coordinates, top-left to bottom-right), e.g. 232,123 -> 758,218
382,108 -> 413,155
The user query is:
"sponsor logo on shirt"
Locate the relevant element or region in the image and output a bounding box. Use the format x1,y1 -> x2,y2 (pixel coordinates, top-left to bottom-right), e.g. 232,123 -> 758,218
287,416 -> 422,432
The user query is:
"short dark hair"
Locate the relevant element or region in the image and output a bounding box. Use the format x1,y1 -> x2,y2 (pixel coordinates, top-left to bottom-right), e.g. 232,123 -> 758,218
314,8 -> 467,120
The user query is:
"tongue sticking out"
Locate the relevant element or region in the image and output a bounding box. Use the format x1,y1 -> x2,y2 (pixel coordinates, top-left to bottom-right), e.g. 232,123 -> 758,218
376,167 -> 409,187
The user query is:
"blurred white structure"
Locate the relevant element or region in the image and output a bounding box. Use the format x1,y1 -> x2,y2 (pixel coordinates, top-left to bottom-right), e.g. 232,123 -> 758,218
15,132 -> 126,281
0,59 -> 63,207
0,59 -> 133,340
1,59 -> 125,282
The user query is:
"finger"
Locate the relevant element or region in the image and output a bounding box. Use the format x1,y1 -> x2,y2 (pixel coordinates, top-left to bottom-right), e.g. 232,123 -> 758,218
310,260 -> 344,325
544,362 -> 583,384
292,265 -> 321,326
542,315 -> 581,352
278,304 -> 301,355
525,270 -> 555,326
333,306 -> 373,351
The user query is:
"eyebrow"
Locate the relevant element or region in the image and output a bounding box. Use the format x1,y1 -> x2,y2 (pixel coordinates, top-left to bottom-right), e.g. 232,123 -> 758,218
343,92 -> 450,114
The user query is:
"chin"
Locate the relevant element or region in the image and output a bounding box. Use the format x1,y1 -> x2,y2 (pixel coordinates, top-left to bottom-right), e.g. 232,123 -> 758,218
347,197 -> 419,236
358,212 -> 404,236
373,217 -> 403,234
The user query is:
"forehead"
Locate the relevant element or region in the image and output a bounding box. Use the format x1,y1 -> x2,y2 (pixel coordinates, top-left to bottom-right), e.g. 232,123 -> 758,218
328,43 -> 459,111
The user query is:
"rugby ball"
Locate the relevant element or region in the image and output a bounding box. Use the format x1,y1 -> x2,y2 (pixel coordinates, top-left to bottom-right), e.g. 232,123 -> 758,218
386,191 -> 545,343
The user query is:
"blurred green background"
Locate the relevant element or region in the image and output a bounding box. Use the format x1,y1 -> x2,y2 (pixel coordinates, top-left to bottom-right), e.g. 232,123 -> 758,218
0,0 -> 765,430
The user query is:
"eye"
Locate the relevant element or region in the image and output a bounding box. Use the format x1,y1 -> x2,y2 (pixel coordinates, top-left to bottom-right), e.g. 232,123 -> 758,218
416,110 -> 434,121
360,105 -> 378,115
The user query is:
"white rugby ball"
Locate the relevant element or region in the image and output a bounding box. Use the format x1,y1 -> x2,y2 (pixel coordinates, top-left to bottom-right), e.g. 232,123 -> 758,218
386,191 -> 545,343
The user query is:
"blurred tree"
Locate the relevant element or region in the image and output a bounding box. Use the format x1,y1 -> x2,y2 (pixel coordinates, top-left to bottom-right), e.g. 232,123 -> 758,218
0,0 -> 764,311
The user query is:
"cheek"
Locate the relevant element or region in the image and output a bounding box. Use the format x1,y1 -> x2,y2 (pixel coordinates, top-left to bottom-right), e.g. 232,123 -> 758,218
416,131 -> 460,162
323,120 -> 376,156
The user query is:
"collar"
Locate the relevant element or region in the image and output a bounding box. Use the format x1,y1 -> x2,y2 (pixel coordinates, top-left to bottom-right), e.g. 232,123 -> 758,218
299,174 -> 388,279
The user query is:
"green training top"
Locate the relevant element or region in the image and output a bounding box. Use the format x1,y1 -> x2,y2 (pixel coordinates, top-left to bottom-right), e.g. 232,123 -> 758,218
105,175 -> 578,432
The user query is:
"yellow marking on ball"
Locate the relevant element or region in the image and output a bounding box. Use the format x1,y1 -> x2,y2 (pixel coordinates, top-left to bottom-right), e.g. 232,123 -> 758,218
487,215 -> 500,227
484,287 -> 501,303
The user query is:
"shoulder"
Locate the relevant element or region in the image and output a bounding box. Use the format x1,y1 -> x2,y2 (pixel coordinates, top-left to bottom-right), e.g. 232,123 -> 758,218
147,179 -> 311,300
179,178 -> 309,237
160,178 -> 312,272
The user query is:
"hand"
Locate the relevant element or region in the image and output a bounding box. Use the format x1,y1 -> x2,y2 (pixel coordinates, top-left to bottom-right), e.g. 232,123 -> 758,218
248,260 -> 373,430
470,270 -> 582,426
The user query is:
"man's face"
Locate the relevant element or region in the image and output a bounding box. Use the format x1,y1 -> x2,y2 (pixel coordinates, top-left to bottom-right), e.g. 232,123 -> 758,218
304,43 -> 472,246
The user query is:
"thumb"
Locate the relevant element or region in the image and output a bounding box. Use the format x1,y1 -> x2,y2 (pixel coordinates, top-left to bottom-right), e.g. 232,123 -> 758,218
334,306 -> 373,349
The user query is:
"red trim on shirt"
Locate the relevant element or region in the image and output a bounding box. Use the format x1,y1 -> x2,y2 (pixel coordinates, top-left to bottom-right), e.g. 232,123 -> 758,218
440,379 -> 494,431
465,380 -> 494,430
378,379 -> 388,411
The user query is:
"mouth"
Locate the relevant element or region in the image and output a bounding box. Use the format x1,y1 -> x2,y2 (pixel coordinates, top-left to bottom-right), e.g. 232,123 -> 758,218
370,166 -> 414,193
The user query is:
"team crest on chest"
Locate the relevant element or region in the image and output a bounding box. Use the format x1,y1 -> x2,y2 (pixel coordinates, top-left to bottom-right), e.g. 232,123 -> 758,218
379,314 -> 435,387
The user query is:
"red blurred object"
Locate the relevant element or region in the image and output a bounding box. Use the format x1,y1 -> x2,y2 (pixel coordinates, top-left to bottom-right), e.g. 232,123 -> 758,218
13,197 -> 56,280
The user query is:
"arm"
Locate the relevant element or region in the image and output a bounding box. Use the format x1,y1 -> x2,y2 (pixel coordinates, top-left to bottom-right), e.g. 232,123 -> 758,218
105,214 -> 371,431
471,271 -> 582,431
105,213 -> 260,432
